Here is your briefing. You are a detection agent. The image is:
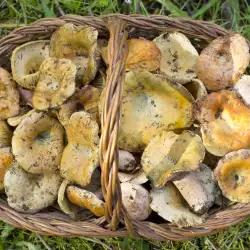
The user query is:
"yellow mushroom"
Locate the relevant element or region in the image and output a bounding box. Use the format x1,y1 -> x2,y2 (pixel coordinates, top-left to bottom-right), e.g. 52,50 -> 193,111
32,58 -> 77,110
214,149 -> 250,203
102,38 -> 161,71
0,68 -> 19,120
196,90 -> 250,156
60,111 -> 99,186
196,34 -> 250,91
0,147 -> 14,191
118,169 -> 148,185
100,70 -> 194,152
153,32 -> 198,84
50,23 -> 100,85
12,111 -> 64,174
0,121 -> 12,147
67,185 -> 104,217
11,41 -> 49,90
141,130 -> 205,188
7,109 -> 36,127
4,162 -> 61,213
150,183 -> 204,227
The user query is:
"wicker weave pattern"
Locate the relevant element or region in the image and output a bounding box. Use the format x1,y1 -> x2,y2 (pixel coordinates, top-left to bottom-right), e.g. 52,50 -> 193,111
0,14 -> 249,241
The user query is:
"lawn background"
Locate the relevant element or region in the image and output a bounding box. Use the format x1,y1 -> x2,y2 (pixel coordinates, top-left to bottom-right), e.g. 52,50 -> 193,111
1,0 -> 250,249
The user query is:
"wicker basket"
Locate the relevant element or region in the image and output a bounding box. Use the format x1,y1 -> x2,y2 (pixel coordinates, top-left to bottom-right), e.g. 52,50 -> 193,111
0,14 -> 250,241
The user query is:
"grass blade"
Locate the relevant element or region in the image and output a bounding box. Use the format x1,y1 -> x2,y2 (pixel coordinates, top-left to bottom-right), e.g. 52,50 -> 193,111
191,0 -> 218,19
156,0 -> 189,17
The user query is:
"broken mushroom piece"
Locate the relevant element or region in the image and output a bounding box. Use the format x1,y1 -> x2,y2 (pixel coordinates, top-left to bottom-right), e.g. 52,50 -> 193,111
11,41 -> 50,90
184,79 -> 207,100
196,90 -> 250,156
196,34 -> 250,91
77,85 -> 101,124
4,162 -> 61,213
173,164 -> 216,214
234,75 -> 250,106
12,111 -> 64,174
7,109 -> 36,127
60,111 -> 99,186
214,149 -> 250,203
153,32 -> 198,84
0,121 -> 12,147
121,182 -> 151,221
150,183 -> 204,227
0,147 -> 14,191
33,58 -> 76,110
67,185 -> 104,217
0,68 -> 19,120
141,130 -> 205,188
102,38 -> 160,71
50,23 -> 100,85
100,70 -> 194,152
118,169 -> 148,185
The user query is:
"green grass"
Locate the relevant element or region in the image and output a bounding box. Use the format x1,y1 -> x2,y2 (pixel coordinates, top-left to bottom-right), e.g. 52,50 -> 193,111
1,0 -> 250,249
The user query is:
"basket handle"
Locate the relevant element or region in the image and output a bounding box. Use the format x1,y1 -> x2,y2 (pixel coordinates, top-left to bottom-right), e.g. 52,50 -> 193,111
99,18 -> 136,236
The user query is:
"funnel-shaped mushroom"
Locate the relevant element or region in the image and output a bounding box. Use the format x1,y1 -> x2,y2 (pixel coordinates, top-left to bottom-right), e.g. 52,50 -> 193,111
0,121 -> 12,147
196,90 -> 250,156
173,164 -> 216,214
214,149 -> 250,203
7,109 -> 36,127
150,183 -> 204,227
153,33 -> 198,84
100,70 -> 194,152
121,183 -> 151,221
184,79 -> 207,100
4,162 -> 61,213
67,185 -> 104,217
196,34 -> 250,91
60,111 -> 99,186
33,58 -> 76,110
141,130 -> 205,188
0,68 -> 19,120
11,41 -> 49,90
12,111 -> 64,174
234,75 -> 250,106
50,23 -> 100,85
0,147 -> 14,191
102,38 -> 160,71
77,85 -> 101,124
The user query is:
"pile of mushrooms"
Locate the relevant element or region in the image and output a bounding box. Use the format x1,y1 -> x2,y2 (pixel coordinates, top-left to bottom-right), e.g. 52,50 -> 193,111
1,23 -> 250,228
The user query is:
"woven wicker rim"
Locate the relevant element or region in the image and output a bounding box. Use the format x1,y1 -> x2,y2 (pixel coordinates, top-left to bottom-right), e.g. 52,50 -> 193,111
0,14 -> 250,241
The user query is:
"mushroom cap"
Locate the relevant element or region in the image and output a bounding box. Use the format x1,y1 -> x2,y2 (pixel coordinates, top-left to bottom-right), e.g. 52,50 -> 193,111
4,162 -> 61,213
77,85 -> 101,124
0,121 -> 12,147
102,38 -> 160,71
141,130 -> 205,188
12,111 -> 64,174
150,183 -> 204,227
33,58 -> 76,110
0,68 -> 20,120
7,109 -> 36,127
118,169 -> 148,185
196,90 -> 250,156
153,32 -> 198,84
67,185 -> 105,217
121,182 -> 151,221
233,75 -> 250,106
11,41 -> 49,90
100,70 -> 194,152
50,23 -> 100,85
214,149 -> 250,203
173,164 -> 216,214
118,150 -> 138,173
0,147 -> 14,191
196,34 -> 250,91
184,79 -> 207,100
58,179 -> 81,219
19,87 -> 34,107
60,111 -> 99,186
